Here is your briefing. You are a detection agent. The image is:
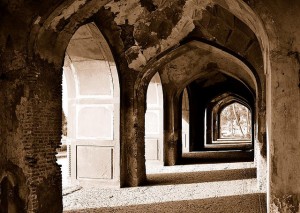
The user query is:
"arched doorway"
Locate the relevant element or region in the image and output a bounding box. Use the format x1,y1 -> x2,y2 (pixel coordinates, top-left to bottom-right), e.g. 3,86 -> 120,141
145,73 -> 164,170
219,102 -> 252,141
61,23 -> 120,187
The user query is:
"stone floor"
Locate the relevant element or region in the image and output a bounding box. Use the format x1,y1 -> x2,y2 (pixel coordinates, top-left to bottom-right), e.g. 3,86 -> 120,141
57,157 -> 266,212
64,193 -> 266,213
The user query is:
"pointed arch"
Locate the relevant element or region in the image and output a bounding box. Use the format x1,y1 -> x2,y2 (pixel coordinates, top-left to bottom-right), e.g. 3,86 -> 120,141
62,22 -> 121,186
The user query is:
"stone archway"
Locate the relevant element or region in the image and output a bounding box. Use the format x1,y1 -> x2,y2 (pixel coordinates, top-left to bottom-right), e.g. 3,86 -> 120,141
4,0 -> 300,212
206,93 -> 254,148
134,39 -> 262,172
31,0 -> 271,190
62,22 -> 121,187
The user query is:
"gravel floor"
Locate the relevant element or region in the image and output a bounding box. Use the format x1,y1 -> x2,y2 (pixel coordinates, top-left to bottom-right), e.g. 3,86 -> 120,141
64,193 -> 266,213
58,159 -> 266,212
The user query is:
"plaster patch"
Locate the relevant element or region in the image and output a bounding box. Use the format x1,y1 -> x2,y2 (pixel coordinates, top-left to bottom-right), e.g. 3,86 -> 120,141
34,16 -> 41,25
160,68 -> 170,84
152,0 -> 172,8
137,0 -> 212,70
185,0 -> 212,19
272,195 -> 300,213
160,16 -> 195,52
50,0 -> 87,30
105,0 -> 146,25
8,51 -> 26,70
128,49 -> 147,71
143,45 -> 160,61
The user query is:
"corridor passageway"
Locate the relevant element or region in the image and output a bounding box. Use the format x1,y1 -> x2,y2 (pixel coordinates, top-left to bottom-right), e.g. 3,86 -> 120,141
63,161 -> 264,212
1,0 -> 299,212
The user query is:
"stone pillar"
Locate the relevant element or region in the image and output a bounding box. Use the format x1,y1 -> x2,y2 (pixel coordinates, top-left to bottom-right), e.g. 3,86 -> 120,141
256,104 -> 267,192
120,73 -> 146,187
268,51 -> 300,212
0,55 -> 63,212
24,63 -> 63,213
164,93 -> 182,166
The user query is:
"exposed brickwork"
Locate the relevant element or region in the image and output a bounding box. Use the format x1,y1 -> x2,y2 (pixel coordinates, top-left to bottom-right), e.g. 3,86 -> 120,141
18,96 -> 62,212
1,0 -> 300,212
0,47 -> 63,212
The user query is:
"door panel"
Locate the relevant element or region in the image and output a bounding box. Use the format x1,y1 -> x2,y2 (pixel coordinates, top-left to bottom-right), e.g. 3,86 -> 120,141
77,146 -> 113,179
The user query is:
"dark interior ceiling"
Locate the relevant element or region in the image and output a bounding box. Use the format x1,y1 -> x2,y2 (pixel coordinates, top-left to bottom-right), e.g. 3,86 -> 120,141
187,4 -> 263,72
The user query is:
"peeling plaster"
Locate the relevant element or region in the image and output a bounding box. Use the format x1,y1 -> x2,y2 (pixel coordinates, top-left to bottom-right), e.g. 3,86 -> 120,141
143,44 -> 160,61
152,0 -> 172,8
50,0 -> 87,30
123,0 -> 213,71
271,195 -> 300,213
34,16 -> 41,25
144,0 -> 213,67
126,47 -> 147,70
33,0 -> 112,66
103,0 -> 218,71
105,0 -> 147,25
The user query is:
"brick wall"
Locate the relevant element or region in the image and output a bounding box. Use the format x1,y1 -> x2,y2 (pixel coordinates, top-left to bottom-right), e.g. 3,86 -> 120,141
0,52 -> 63,212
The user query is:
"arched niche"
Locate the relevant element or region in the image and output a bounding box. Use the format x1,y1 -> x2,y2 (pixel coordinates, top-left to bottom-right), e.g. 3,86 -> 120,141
63,22 -> 120,187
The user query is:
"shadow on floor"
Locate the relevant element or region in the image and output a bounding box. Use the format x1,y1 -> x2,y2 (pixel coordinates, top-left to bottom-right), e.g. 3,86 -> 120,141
181,151 -> 254,165
146,168 -> 256,186
64,193 -> 266,213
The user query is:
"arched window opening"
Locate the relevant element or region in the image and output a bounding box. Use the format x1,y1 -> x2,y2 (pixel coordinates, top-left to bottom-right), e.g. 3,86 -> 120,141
219,103 -> 252,141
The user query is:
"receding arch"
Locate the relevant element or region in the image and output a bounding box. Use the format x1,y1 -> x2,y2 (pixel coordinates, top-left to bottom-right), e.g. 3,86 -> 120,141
219,102 -> 252,140
206,93 -> 254,144
45,0 -> 266,101
136,40 -> 260,100
134,39 -> 261,170
128,3 -> 270,187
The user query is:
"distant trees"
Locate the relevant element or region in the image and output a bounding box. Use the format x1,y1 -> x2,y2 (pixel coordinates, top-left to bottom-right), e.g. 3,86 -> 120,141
220,103 -> 251,139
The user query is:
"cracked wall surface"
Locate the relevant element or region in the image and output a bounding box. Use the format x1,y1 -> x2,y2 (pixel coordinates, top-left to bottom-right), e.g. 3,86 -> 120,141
0,0 -> 300,212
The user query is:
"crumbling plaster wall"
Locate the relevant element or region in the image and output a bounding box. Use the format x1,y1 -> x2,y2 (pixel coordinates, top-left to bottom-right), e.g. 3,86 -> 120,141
86,0 -> 267,187
246,1 -> 300,212
0,54 -> 63,212
0,1 -> 79,212
1,0 -> 300,212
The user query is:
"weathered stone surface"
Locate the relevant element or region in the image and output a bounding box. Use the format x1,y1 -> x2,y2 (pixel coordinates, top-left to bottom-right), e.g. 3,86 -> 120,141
0,0 -> 300,212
